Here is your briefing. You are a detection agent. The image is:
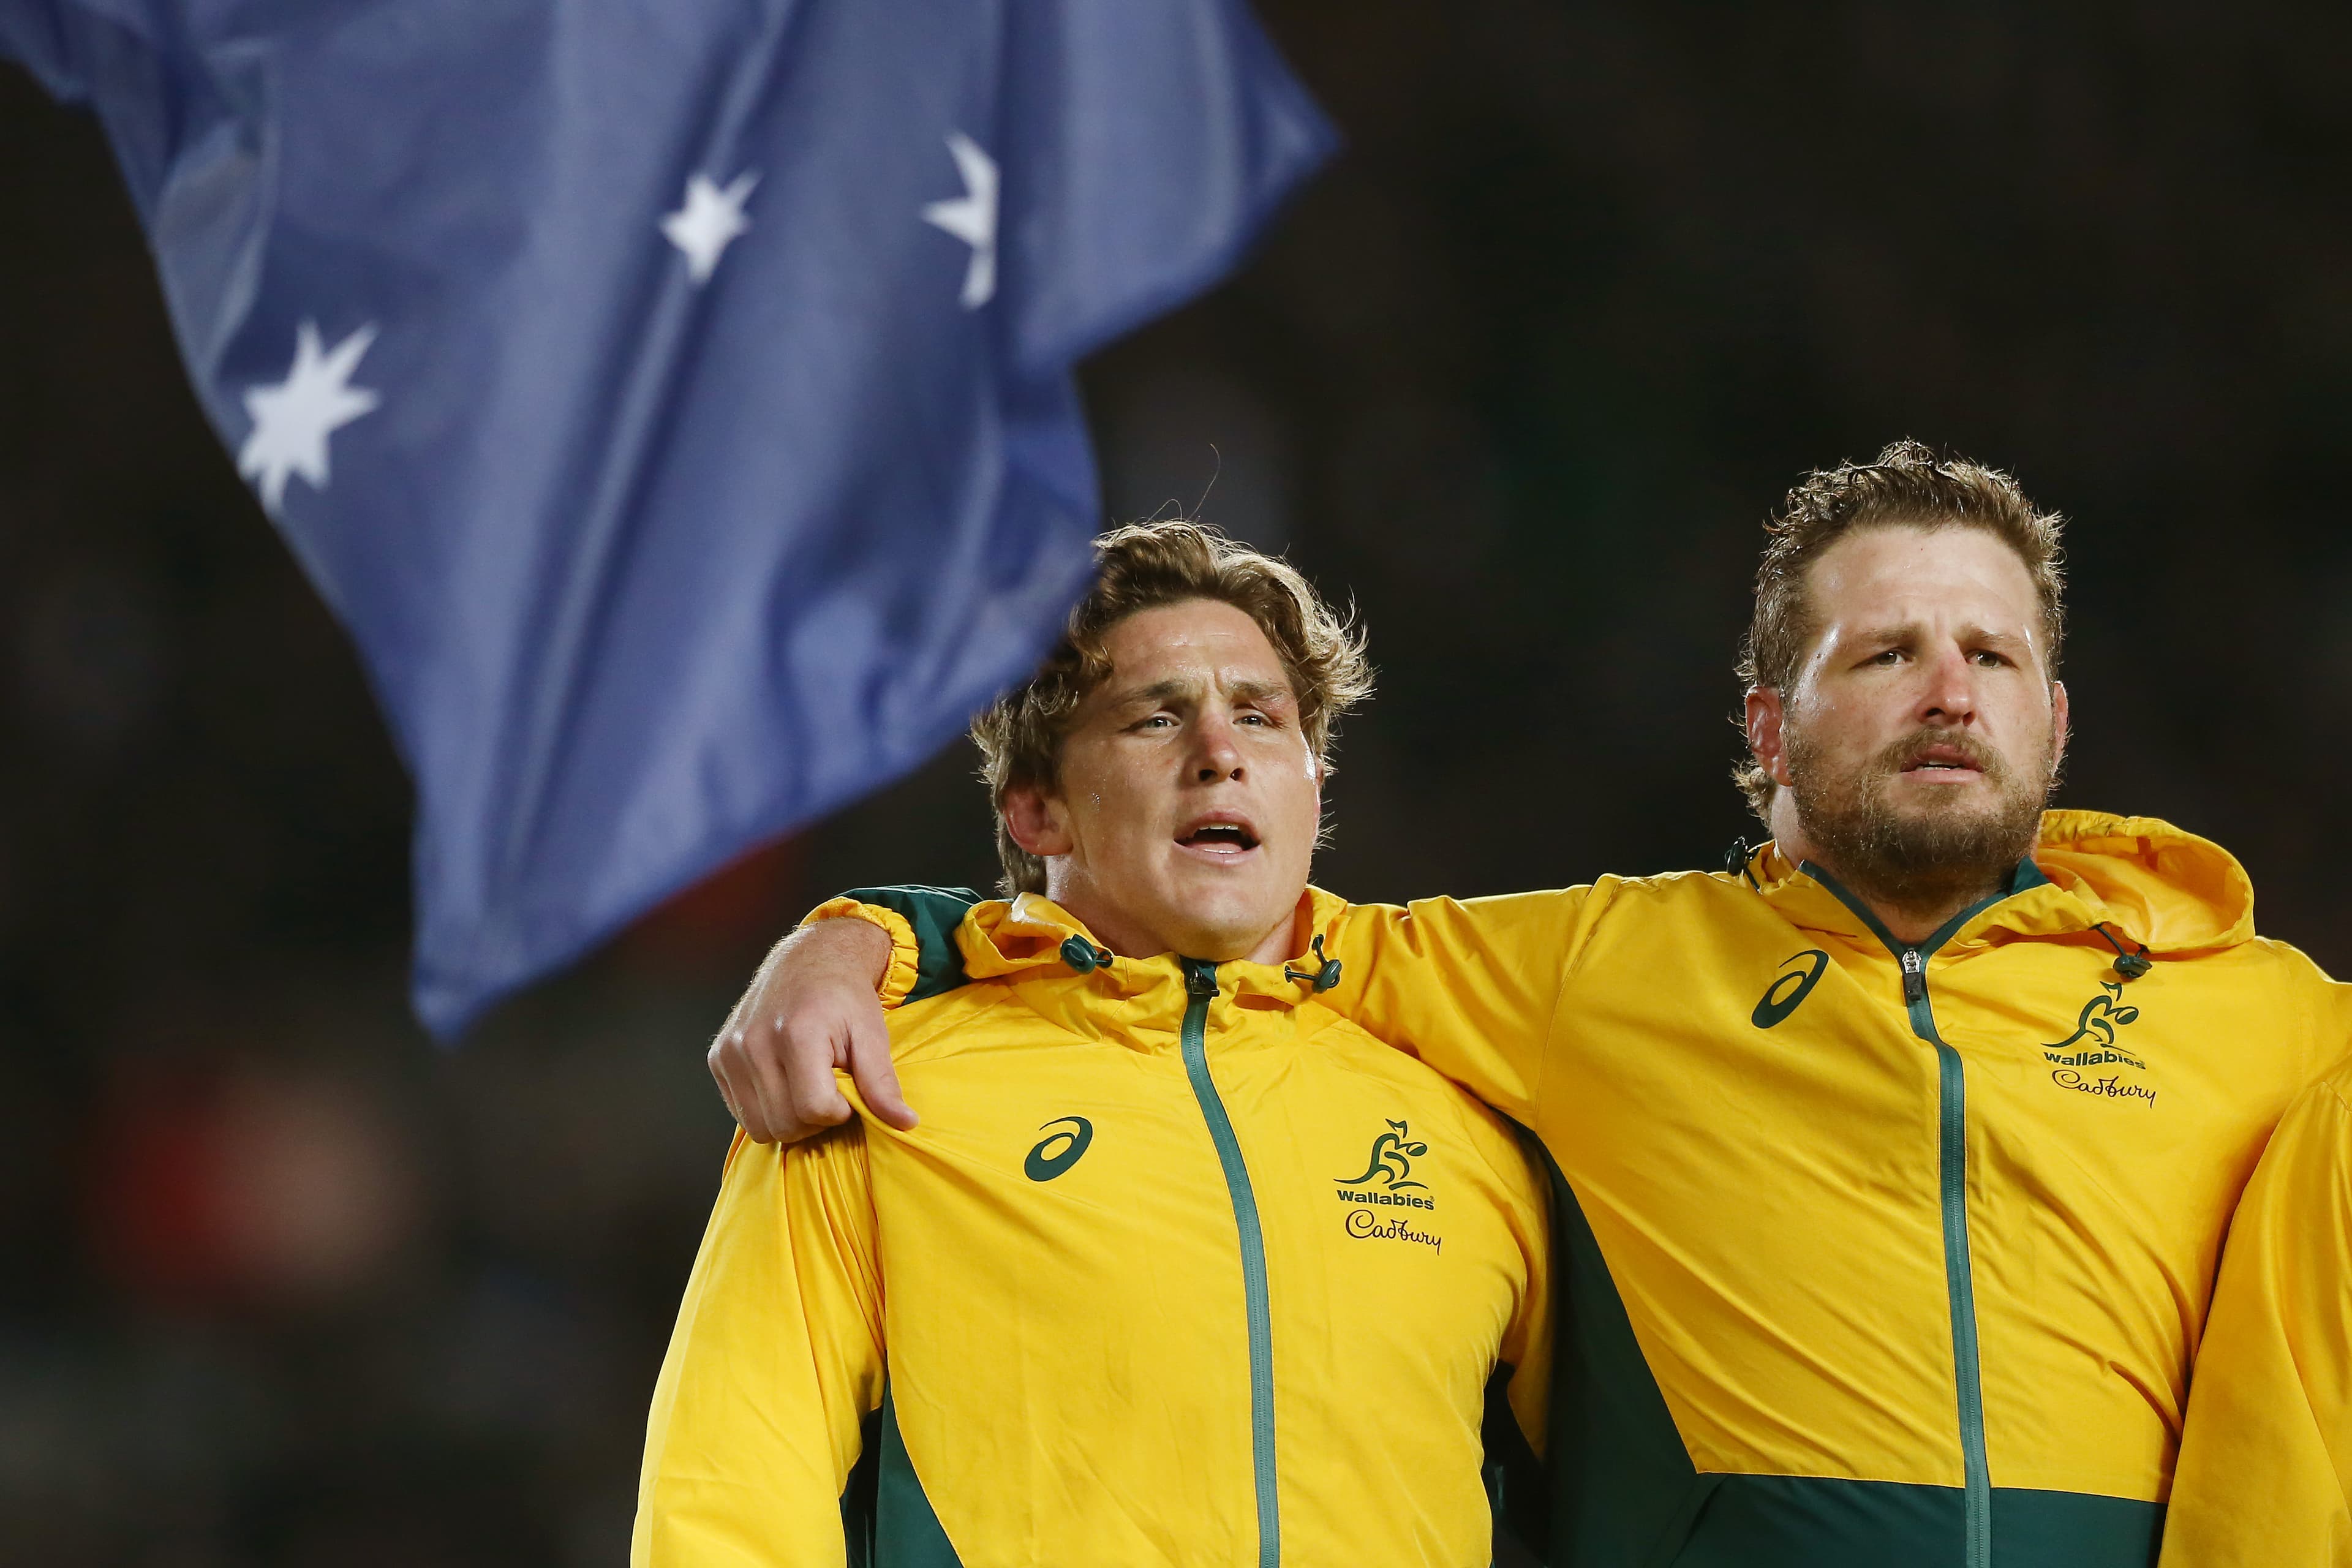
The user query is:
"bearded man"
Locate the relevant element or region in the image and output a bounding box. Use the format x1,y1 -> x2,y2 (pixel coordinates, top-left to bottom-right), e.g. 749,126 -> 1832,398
722,442 -> 2352,1567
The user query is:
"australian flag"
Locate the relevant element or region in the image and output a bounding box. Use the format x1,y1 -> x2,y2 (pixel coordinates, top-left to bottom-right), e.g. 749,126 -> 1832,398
1,1 -> 1333,1036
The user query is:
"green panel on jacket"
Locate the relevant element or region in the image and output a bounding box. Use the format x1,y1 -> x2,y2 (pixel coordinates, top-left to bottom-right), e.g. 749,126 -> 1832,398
845,886 -> 980,1003
840,1384 -> 965,1568
1540,1148 -> 1713,1563
1541,1126 -> 2166,1568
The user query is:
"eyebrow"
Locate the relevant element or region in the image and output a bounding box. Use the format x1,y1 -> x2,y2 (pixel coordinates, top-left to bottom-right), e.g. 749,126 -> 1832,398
1227,677 -> 1297,707
1103,675 -> 1297,710
1106,677 -> 1202,710
1853,623 -> 2035,654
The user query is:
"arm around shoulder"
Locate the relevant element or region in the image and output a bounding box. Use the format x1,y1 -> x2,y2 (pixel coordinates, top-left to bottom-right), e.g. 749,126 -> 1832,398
710,910 -> 919,1144
1319,886 -> 1597,1124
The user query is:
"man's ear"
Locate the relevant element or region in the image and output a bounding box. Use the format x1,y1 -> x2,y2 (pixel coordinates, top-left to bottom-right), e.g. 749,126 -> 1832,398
1745,687 -> 1795,788
2049,679 -> 2071,769
1003,784 -> 1074,859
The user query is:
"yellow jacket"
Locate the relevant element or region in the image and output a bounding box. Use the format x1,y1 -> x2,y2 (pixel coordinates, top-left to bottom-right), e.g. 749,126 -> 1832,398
2160,1052 -> 2352,1567
634,891 -> 1551,1568
828,812 -> 2352,1567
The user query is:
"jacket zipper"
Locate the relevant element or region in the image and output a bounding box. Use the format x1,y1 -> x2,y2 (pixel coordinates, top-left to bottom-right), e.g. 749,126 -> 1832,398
1902,946 -> 1992,1568
1180,959 -> 1279,1568
1807,868 -> 1999,1568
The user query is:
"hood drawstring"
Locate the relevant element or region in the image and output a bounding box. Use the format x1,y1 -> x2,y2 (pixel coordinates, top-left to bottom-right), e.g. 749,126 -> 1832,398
1058,932 -> 1340,990
2092,923 -> 2154,982
1725,837 -> 1762,891
1284,934 -> 1344,992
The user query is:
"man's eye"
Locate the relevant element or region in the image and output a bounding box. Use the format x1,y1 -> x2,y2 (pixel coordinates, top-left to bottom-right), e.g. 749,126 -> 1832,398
1237,712 -> 1268,726
1136,714 -> 1176,730
1871,649 -> 1904,666
1972,650 -> 2009,668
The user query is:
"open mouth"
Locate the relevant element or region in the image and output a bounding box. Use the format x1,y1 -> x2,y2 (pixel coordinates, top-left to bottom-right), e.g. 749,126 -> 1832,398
1899,742 -> 1985,778
1176,816 -> 1261,855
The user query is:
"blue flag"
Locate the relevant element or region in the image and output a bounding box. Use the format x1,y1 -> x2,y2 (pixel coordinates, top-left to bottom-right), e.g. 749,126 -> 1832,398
3,0 -> 1333,1037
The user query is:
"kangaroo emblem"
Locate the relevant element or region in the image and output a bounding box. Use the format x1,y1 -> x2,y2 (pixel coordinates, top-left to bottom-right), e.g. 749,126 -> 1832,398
2045,981 -> 2141,1051
1336,1120 -> 1429,1190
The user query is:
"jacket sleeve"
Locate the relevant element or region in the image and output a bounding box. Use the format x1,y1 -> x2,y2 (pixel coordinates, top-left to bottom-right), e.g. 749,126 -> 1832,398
805,884 -> 1594,1123
1499,1139 -> 1555,1459
2160,1066 -> 2352,1568
1317,890 -> 1594,1125
633,1126 -> 887,1568
805,886 -> 983,1007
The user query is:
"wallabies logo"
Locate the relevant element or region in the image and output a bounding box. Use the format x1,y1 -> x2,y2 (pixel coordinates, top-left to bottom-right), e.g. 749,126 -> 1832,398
1336,1119 -> 1428,1190
2043,981 -> 2146,1069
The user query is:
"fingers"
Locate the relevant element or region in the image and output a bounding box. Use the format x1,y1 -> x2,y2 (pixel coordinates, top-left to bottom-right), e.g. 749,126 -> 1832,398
846,1005 -> 918,1131
707,1033 -> 750,1132
712,1018 -> 850,1145
706,919 -> 901,1143
776,1012 -> 855,1136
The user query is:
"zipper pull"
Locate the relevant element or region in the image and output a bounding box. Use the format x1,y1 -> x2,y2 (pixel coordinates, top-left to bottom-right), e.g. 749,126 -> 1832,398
1901,949 -> 1926,1005
1185,961 -> 1219,1000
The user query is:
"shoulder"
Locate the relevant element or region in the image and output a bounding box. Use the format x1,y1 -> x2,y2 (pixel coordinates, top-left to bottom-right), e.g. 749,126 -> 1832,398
884,978 -> 1030,1063
883,974 -> 1118,1076
1580,867 -> 1754,920
2238,935 -> 2343,986
2195,935 -> 2349,1027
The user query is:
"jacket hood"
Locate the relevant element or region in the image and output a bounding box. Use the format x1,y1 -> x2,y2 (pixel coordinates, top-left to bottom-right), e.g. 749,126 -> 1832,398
2026,809 -> 2253,955
953,887 -> 1352,1005
1746,809 -> 2254,957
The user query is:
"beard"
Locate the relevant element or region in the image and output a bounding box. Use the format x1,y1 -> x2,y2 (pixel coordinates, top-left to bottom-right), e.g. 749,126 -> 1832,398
1784,720 -> 2054,922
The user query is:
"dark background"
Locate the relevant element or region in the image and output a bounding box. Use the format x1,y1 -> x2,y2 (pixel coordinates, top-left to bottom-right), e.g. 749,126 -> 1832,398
6,4 -> 2350,1562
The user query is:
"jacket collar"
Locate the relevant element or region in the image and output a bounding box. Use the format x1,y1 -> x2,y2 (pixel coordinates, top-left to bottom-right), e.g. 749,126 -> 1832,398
1735,809 -> 2255,960
952,886 -> 1352,1009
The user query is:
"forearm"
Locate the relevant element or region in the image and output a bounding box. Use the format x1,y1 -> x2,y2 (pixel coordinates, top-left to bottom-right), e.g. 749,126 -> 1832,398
762,915 -> 895,1003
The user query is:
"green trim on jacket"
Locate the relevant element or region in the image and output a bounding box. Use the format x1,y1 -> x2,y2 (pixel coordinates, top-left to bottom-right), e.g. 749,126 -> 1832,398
842,1384 -> 965,1568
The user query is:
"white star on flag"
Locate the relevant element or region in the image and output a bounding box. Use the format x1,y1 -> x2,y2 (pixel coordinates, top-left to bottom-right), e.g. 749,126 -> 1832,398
662,170 -> 759,284
922,132 -> 998,309
238,321 -> 381,514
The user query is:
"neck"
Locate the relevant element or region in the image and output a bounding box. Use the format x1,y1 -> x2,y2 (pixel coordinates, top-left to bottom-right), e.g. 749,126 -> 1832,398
1044,880 -> 1302,967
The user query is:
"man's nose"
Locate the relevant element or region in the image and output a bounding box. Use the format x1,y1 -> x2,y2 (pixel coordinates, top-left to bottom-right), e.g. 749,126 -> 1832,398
1192,714 -> 1245,782
1918,646 -> 1979,723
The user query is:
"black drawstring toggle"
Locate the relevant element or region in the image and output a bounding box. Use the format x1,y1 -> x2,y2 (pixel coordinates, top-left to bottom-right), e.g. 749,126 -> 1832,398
2092,924 -> 2154,982
1059,935 -> 1112,974
1285,934 -> 1344,992
1725,837 -> 1762,890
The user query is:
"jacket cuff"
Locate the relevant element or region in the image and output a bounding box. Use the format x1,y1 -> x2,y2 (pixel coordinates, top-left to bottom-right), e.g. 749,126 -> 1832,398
801,898 -> 921,1009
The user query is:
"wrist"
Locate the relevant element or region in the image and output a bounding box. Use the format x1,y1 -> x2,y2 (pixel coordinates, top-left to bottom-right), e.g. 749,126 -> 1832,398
801,899 -> 916,1005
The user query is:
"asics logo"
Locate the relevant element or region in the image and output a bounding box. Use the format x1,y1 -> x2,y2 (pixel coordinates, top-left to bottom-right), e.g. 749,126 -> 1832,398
1024,1117 -> 1094,1182
1753,949 -> 1830,1028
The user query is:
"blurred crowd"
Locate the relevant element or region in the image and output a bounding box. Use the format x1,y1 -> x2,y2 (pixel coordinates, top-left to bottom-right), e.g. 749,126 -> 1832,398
6,2 -> 2352,1562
